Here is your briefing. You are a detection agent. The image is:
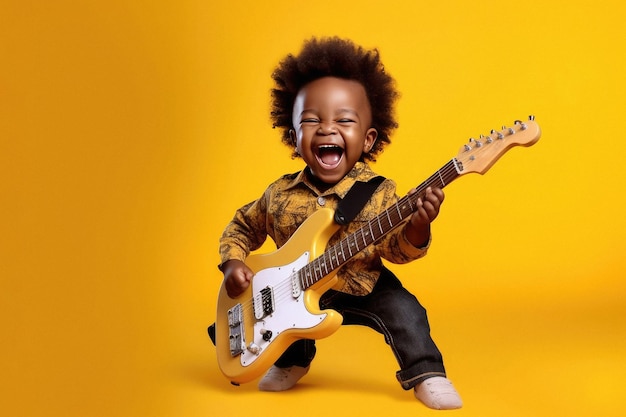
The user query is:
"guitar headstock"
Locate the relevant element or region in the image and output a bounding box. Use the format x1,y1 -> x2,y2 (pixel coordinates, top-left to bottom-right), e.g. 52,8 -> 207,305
455,116 -> 541,175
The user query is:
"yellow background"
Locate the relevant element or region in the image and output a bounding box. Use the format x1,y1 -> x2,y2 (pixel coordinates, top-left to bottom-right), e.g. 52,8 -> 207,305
2,1 -> 625,416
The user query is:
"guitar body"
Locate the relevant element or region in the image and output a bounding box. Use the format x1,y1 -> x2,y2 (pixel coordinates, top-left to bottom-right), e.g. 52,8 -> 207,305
215,208 -> 344,385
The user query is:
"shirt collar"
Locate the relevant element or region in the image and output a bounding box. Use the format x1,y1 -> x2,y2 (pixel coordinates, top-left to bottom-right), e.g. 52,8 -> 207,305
285,162 -> 379,198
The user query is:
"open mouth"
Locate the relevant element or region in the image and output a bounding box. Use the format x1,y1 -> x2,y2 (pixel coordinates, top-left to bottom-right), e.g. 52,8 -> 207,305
315,144 -> 344,168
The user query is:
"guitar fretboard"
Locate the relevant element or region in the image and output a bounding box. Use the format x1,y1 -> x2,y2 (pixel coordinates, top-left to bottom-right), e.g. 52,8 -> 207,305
298,158 -> 462,290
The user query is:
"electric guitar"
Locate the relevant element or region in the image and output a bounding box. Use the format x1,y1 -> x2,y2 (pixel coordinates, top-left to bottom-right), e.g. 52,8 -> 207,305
215,117 -> 541,385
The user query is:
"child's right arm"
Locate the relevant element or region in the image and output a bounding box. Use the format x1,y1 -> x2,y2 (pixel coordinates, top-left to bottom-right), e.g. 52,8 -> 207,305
218,196 -> 268,299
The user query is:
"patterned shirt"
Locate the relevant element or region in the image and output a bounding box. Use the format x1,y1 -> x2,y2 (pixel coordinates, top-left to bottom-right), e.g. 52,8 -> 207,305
219,162 -> 430,295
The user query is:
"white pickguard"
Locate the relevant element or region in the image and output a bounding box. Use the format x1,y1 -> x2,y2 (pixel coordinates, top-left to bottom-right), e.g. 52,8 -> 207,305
240,252 -> 327,367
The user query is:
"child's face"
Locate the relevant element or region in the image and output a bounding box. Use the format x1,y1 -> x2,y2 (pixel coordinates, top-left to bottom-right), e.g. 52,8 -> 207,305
291,77 -> 378,185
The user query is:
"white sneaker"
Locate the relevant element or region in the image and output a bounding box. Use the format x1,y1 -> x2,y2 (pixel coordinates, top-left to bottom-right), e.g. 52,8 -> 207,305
258,365 -> 310,392
414,376 -> 463,410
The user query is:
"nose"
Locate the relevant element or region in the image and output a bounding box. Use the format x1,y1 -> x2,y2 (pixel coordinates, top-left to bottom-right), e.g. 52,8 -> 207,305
317,121 -> 336,135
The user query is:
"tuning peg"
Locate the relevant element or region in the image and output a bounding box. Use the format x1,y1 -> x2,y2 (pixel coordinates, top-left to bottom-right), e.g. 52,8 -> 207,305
492,129 -> 504,140
468,138 -> 483,148
478,134 -> 492,144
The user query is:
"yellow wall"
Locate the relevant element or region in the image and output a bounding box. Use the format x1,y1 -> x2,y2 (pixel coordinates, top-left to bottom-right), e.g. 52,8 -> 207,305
1,1 -> 624,416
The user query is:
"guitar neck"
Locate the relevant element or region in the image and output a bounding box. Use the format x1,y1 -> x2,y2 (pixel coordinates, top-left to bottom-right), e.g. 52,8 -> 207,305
298,158 -> 462,290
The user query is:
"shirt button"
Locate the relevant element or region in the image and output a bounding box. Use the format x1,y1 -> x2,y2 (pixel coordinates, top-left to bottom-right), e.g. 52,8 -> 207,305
317,196 -> 326,206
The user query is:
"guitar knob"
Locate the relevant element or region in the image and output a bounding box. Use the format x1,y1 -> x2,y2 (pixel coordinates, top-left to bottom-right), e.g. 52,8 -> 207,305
247,343 -> 261,354
260,329 -> 273,341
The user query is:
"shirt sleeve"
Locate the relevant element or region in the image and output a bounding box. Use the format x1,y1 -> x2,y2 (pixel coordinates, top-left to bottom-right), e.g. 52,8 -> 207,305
218,191 -> 269,267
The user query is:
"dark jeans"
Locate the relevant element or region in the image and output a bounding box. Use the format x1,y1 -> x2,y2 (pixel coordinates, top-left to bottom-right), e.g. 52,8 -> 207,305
274,266 -> 446,390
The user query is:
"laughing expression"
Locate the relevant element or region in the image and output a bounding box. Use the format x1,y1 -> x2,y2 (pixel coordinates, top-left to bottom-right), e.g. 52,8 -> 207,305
291,77 -> 378,185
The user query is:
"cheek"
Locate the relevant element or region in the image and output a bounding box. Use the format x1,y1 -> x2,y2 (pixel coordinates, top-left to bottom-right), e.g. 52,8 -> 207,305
295,133 -> 312,158
294,133 -> 304,151
295,127 -> 313,146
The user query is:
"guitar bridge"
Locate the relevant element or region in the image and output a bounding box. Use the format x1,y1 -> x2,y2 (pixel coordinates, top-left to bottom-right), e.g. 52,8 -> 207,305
227,304 -> 245,357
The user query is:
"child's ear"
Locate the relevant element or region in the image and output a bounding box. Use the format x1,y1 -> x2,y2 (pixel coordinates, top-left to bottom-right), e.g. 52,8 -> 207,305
364,128 -> 378,153
289,129 -> 300,155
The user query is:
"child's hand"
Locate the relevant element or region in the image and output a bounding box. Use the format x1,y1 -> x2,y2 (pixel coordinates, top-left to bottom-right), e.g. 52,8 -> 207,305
412,186 -> 444,226
405,187 -> 445,247
222,259 -> 255,298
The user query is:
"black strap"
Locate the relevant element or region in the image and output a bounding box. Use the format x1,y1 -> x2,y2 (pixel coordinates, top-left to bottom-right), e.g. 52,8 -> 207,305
334,176 -> 385,225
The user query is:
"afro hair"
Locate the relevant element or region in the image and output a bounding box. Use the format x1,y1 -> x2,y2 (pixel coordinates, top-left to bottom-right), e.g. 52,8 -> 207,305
270,37 -> 399,161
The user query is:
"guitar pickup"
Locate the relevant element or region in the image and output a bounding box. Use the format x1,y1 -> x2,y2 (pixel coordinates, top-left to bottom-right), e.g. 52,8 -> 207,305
253,286 -> 275,320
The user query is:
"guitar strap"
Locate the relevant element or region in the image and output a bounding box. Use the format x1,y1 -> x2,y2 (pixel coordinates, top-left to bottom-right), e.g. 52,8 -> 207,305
333,175 -> 386,225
